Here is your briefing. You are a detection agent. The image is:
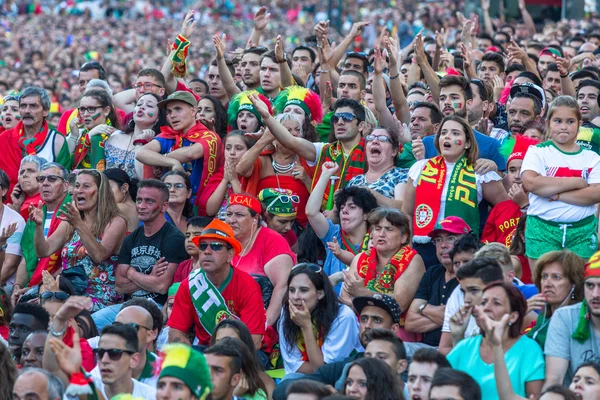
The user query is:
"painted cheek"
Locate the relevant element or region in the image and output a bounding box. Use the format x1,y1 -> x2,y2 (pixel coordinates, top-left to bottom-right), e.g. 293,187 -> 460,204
452,102 -> 463,109
147,112 -> 155,117
15,115 -> 21,120
91,112 -> 102,120
454,139 -> 462,145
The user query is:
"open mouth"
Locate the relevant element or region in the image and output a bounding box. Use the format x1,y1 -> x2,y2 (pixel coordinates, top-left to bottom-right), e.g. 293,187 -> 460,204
443,142 -> 452,149
370,148 -> 381,155
239,124 -> 248,131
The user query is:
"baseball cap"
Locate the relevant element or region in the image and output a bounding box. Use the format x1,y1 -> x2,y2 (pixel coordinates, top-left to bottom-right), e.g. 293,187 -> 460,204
353,294 -> 402,324
157,91 -> 197,109
428,216 -> 472,238
510,82 -> 546,109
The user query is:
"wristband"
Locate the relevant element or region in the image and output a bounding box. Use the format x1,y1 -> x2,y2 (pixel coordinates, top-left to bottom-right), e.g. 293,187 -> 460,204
560,73 -> 569,78
49,321 -> 67,337
390,73 -> 400,80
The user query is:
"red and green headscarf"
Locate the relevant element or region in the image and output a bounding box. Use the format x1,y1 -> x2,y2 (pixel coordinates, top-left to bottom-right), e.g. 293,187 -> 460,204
274,86 -> 323,124
573,251 -> 600,343
227,90 -> 273,130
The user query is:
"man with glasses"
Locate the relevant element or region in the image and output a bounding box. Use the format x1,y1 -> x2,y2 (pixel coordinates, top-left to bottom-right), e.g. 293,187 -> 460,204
0,87 -> 69,199
114,68 -> 167,120
109,180 -> 185,329
167,219 -> 266,350
404,217 -> 467,357
13,163 -> 69,299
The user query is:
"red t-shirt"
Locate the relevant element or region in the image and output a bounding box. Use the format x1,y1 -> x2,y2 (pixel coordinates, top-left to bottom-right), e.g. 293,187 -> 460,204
19,193 -> 42,221
481,199 -> 523,247
173,258 -> 194,283
231,227 -> 296,276
167,267 -> 266,345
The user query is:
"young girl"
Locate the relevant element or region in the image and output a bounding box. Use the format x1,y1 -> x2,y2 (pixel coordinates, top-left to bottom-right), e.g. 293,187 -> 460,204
522,96 -> 600,263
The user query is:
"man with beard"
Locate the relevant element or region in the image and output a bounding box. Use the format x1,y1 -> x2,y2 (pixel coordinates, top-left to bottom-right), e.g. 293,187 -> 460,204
397,102 -> 442,168
398,76 -> 506,172
272,294 -> 401,400
0,87 -> 69,199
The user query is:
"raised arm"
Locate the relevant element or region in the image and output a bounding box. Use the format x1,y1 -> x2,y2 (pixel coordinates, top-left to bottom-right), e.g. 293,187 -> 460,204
385,36 -> 410,125
518,0 -> 536,36
247,7 -> 270,48
306,162 -> 340,238
371,46 -> 397,132
161,10 -> 197,95
414,34 -> 440,104
328,21 -> 370,69
481,0 -> 495,36
214,33 -> 241,99
235,128 -> 271,178
275,35 -> 293,88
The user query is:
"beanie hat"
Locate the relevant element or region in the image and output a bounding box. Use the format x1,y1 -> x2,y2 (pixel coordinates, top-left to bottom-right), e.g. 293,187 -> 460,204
159,344 -> 212,399
258,188 -> 299,217
227,90 -> 273,129
572,251 -> 600,343
274,86 -> 323,124
507,135 -> 540,166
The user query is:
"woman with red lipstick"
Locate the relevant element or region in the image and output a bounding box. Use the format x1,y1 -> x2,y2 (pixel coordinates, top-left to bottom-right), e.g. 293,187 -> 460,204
70,89 -> 121,170
278,263 -> 362,375
402,115 -> 508,263
105,93 -> 167,179
31,169 -> 126,312
526,250 -> 584,347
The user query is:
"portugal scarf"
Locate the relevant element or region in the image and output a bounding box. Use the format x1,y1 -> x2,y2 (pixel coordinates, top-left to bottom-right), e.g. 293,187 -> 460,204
188,267 -> 238,336
413,156 -> 479,237
71,120 -> 113,171
340,231 -> 369,256
312,139 -> 366,209
296,321 -> 324,361
21,194 -> 72,287
357,245 -> 417,293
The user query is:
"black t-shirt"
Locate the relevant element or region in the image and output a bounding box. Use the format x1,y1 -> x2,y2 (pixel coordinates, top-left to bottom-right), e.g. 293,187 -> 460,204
415,264 -> 459,347
118,221 -> 187,305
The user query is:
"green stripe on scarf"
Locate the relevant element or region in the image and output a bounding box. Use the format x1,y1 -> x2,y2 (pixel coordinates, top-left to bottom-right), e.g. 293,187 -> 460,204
573,301 -> 591,343
445,156 -> 479,235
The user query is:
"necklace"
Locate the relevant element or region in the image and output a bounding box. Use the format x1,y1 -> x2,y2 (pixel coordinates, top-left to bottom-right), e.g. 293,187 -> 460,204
272,154 -> 297,174
234,226 -> 259,269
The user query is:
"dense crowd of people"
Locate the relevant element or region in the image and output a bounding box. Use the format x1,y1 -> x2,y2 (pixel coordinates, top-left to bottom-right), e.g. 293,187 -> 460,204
2,0 -> 600,399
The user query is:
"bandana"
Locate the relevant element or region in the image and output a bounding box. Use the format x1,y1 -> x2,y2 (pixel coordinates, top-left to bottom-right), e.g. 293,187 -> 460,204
573,251 -> 600,343
258,188 -> 298,217
229,194 -> 262,215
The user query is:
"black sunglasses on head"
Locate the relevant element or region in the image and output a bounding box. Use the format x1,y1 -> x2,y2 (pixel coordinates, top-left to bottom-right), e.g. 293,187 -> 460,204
93,348 -> 135,361
40,291 -> 70,301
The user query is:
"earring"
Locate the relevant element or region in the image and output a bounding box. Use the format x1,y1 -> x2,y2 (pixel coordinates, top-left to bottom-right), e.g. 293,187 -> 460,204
572,291 -> 576,300
508,322 -> 513,326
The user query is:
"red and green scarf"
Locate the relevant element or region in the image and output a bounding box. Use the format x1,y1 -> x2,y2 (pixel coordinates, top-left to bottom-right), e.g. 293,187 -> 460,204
71,120 -> 112,171
312,138 -> 366,209
340,231 -> 369,256
357,245 -> 417,293
413,155 -> 479,237
296,321 -> 324,361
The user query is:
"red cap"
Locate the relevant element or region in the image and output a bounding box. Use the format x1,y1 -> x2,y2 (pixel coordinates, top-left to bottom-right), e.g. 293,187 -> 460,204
428,216 -> 472,238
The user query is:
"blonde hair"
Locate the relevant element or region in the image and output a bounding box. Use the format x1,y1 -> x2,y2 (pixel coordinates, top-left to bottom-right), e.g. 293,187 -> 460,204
475,243 -> 512,273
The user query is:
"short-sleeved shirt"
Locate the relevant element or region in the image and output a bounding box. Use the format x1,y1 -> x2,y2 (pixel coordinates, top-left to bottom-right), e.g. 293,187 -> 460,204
278,304 -> 363,374
167,266 -> 266,345
347,167 -> 409,198
153,137 -> 204,196
545,302 -> 600,384
231,227 -> 296,276
118,222 -> 187,305
481,199 -> 523,247
441,285 -> 479,337
2,205 -> 25,257
399,129 -> 507,171
90,368 -> 157,399
522,142 -> 600,222
414,264 -> 458,346
448,335 -> 545,400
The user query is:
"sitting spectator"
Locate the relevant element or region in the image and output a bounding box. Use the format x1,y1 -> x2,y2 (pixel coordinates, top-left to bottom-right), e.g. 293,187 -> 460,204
407,348 -> 451,400
32,169 -> 126,311
448,282 -> 544,399
429,368 -> 481,400
167,219 -> 266,349
111,179 -> 186,328
19,330 -> 47,368
226,194 -> 294,326
173,216 -> 213,282
0,169 -> 26,288
162,170 -> 194,232
307,164 -> 377,294
12,367 -> 63,400
342,357 -> 402,400
0,340 -> 17,399
569,363 -> 600,400
347,126 -> 408,208
14,162 -> 69,295
286,380 -> 333,400
363,328 -> 409,398
8,302 -> 49,361
156,344 -> 213,400
258,188 -> 300,249
279,263 -> 362,375
105,168 -> 139,233
544,251 -> 600,388
527,250 -> 584,347
9,155 -> 45,221
136,91 -> 223,205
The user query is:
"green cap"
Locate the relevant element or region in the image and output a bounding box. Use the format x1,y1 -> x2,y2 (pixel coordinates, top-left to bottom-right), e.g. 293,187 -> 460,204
157,91 -> 197,109
159,344 -> 212,399
258,188 -> 298,217
168,282 -> 181,297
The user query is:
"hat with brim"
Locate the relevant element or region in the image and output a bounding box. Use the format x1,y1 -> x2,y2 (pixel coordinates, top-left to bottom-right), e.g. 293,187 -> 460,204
157,91 -> 197,109
510,83 -> 546,109
428,216 -> 472,238
353,294 -> 401,324
191,219 -> 242,255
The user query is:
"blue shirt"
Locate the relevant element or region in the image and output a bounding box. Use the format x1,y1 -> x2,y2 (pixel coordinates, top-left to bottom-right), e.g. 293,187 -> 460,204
422,130 -> 507,171
154,137 -> 203,199
320,219 -> 363,295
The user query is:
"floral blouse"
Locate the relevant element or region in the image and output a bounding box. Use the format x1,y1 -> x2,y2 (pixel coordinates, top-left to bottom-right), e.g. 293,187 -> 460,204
61,230 -> 122,312
348,167 -> 409,198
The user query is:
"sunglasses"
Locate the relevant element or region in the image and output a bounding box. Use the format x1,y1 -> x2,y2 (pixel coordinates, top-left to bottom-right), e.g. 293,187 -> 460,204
365,134 -> 392,143
40,291 -> 70,301
36,174 -> 64,183
266,194 -> 300,211
165,183 -> 187,190
114,321 -> 152,332
347,51 -> 368,58
198,242 -> 231,252
331,112 -> 357,124
292,263 -> 323,274
93,348 -> 135,361
367,66 -> 389,74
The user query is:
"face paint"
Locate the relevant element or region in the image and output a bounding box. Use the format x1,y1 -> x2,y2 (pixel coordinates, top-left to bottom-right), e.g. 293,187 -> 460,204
147,112 -> 155,117
452,102 -> 463,109
454,139 -> 462,145
15,115 -> 21,120
91,112 -> 102,120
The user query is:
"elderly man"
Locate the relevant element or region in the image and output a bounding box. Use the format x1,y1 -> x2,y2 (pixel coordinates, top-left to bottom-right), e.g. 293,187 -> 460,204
13,367 -> 64,400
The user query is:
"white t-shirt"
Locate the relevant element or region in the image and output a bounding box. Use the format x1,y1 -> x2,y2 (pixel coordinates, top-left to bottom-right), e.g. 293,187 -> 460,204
278,304 -> 363,374
521,142 -> 600,222
90,368 -> 157,399
408,159 -> 501,239
311,142 -> 327,165
441,286 -> 480,337
1,206 -> 25,256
